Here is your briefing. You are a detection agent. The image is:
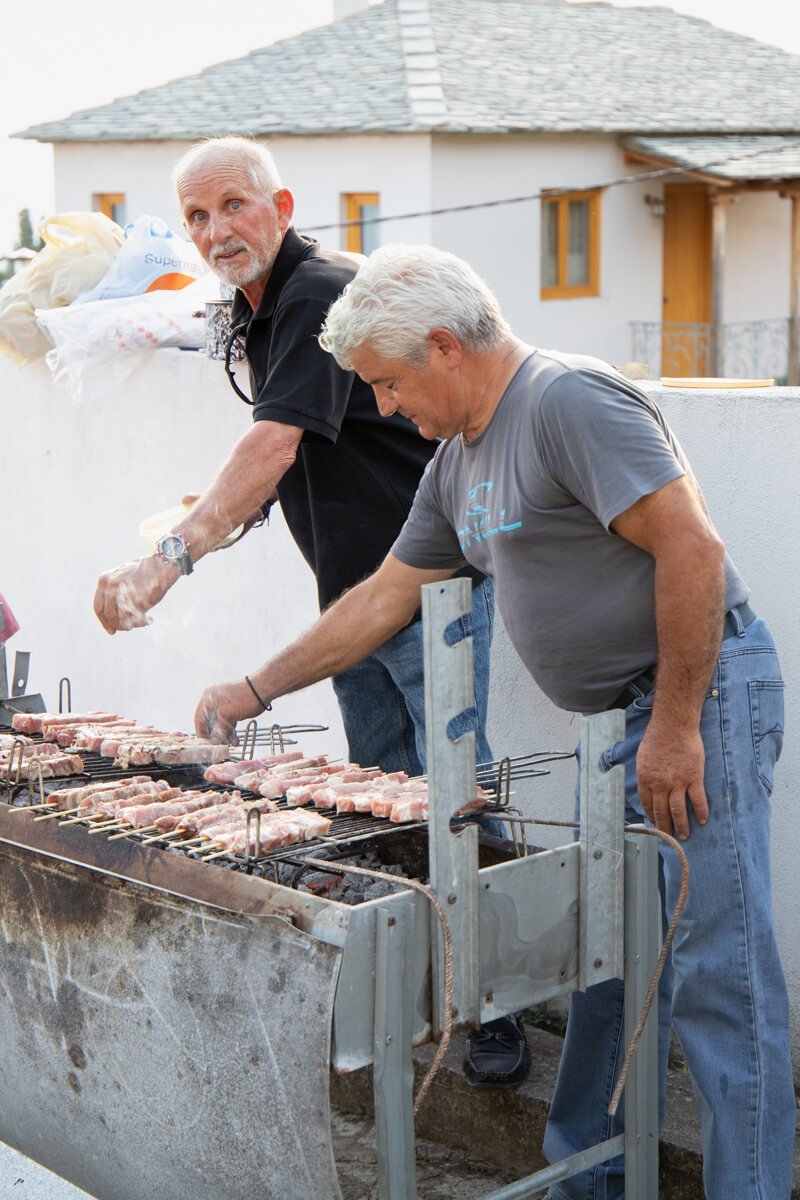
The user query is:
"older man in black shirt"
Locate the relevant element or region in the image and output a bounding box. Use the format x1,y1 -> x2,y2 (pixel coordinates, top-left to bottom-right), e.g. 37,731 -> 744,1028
93,136 -> 495,782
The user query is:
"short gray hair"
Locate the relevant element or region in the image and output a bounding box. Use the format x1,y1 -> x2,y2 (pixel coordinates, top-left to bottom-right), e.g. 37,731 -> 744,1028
172,136 -> 283,199
319,244 -> 510,369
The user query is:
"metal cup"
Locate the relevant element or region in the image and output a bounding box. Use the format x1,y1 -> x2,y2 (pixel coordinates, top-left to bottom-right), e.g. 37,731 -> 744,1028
204,300 -> 244,361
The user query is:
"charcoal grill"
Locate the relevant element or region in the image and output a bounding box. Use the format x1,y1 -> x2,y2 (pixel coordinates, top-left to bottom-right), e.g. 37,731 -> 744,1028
0,580 -> 660,1200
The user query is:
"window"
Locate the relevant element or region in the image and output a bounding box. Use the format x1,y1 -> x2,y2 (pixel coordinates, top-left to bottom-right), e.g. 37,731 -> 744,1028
344,192 -> 380,255
94,193 -> 127,226
540,189 -> 601,299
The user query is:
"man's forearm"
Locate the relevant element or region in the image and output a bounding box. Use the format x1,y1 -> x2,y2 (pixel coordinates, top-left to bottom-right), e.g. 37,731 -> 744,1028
651,534 -> 726,727
247,575 -> 418,707
178,424 -> 301,562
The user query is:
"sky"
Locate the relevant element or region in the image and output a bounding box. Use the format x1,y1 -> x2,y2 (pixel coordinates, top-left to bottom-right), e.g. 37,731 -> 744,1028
2,0 -> 800,254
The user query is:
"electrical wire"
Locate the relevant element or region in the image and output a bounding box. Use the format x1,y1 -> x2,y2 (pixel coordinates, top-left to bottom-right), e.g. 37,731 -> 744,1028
301,137 -> 800,235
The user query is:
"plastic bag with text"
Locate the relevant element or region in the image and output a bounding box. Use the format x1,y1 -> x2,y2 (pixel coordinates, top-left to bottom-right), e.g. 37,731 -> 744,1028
36,274 -> 220,404
74,215 -> 207,304
0,212 -> 124,365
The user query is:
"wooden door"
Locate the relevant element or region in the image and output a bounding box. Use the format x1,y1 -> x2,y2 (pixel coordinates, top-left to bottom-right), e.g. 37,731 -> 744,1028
662,185 -> 712,375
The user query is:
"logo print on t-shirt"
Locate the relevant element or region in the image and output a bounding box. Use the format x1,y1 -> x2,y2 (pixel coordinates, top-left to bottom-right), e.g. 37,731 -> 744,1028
458,481 -> 522,550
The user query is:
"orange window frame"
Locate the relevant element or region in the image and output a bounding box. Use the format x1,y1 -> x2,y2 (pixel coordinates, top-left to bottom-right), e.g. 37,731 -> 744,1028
94,193 -> 126,222
540,188 -> 601,300
344,192 -> 380,254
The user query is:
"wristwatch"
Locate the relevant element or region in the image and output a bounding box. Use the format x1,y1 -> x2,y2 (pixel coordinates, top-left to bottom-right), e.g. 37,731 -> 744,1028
155,531 -> 194,575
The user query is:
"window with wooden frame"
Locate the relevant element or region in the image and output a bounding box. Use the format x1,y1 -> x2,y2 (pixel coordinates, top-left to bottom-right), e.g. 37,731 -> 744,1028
540,188 -> 601,299
94,193 -> 127,225
343,192 -> 380,255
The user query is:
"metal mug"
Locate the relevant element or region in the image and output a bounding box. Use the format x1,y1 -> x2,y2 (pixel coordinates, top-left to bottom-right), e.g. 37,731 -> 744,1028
205,300 -> 245,361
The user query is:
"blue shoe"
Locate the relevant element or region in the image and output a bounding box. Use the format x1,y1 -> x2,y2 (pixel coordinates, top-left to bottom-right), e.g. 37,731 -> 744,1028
463,1014 -> 531,1089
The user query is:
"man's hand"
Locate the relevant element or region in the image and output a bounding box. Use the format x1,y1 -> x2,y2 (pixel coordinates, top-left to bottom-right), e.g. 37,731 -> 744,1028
195,679 -> 265,744
93,556 -> 178,634
636,720 -> 709,839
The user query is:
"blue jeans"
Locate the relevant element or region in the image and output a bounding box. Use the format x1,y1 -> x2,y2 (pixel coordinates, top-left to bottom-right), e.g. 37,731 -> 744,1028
332,578 -> 495,776
544,616 -> 794,1200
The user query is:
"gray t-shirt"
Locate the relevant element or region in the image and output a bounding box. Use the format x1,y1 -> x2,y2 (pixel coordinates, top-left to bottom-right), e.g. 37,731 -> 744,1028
391,349 -> 748,713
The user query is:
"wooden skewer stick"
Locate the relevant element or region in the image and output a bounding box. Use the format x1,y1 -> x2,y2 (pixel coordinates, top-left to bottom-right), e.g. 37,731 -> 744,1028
10,801 -> 57,814
34,806 -> 82,821
201,847 -> 231,861
87,821 -> 124,834
106,823 -> 158,840
139,831 -> 172,845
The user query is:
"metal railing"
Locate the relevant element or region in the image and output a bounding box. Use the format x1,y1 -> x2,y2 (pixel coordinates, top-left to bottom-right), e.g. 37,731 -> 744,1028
630,318 -> 789,382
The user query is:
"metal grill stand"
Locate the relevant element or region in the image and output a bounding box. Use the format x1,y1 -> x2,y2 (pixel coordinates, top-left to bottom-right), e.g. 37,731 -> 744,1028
0,580 -> 660,1200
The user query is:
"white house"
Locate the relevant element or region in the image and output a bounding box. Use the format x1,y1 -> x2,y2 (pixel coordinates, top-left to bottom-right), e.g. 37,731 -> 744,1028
15,0 -> 800,380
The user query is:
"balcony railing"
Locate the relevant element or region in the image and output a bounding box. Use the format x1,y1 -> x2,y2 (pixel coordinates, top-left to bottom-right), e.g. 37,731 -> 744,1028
630,319 -> 789,382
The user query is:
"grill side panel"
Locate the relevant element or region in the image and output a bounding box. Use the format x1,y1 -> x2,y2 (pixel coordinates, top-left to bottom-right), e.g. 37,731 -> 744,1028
0,840 -> 344,1200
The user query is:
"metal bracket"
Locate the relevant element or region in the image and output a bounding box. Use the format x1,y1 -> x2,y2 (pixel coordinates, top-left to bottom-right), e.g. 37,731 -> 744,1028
578,710 -> 625,990
422,578 -> 480,1034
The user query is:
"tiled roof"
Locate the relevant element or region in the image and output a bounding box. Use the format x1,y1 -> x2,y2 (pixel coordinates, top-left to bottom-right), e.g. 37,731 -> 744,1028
15,0 -> 800,143
623,135 -> 800,181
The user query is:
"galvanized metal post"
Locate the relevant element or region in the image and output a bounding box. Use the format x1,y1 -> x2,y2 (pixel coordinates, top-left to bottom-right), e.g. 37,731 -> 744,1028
578,710 -> 626,990
373,901 -> 418,1200
421,578 -> 480,1035
623,834 -> 660,1198
784,188 -> 800,386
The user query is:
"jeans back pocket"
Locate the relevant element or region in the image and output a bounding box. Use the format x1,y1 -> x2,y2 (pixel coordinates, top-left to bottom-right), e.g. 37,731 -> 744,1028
748,679 -> 785,794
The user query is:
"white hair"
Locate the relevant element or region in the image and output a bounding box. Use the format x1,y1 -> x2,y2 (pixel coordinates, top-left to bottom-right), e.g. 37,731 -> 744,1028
319,244 -> 511,369
172,136 -> 283,199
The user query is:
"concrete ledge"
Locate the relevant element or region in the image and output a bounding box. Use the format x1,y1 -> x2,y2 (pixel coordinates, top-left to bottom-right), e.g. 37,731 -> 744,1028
332,1027 -> 800,1198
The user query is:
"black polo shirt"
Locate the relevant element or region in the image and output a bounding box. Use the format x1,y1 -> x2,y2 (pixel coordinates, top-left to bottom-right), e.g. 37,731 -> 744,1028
230,228 -> 439,610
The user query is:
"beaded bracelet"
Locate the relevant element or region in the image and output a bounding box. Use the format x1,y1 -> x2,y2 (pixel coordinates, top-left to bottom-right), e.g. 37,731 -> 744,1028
244,675 -> 272,712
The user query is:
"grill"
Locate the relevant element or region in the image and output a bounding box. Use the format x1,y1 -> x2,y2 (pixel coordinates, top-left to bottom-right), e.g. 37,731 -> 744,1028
0,581 -> 661,1200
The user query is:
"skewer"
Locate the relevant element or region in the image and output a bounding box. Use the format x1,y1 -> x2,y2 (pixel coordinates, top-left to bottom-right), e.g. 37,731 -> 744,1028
34,805 -> 81,821
9,800 -> 57,814
140,829 -> 183,845
87,821 -> 125,834
106,823 -> 157,840
106,828 -> 137,841
201,848 -> 231,861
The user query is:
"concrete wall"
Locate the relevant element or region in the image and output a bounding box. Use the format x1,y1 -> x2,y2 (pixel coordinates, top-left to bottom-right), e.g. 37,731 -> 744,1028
4,350 -> 800,1070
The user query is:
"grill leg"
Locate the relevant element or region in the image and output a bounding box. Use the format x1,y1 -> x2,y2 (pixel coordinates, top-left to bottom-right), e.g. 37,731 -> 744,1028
373,900 -> 417,1199
623,834 -> 660,1198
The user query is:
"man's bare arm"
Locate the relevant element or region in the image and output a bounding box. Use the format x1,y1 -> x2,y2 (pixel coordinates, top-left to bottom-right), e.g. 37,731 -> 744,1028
94,421 -> 303,634
195,556 -> 456,742
177,420 -> 303,560
611,474 -> 726,838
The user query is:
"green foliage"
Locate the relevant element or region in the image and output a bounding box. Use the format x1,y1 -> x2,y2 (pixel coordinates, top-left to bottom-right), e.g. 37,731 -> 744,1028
16,208 -> 42,252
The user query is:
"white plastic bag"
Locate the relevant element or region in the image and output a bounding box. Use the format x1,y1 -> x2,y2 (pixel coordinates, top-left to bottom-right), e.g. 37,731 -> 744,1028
74,215 -> 207,304
36,274 -> 219,403
0,212 -> 123,365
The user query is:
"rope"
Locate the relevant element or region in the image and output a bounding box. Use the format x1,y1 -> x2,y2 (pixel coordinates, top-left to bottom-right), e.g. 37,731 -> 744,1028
298,856 -> 453,1114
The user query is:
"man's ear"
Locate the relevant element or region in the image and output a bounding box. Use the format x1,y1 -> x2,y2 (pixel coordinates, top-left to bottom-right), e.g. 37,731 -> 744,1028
274,188 -> 295,230
428,327 -> 463,365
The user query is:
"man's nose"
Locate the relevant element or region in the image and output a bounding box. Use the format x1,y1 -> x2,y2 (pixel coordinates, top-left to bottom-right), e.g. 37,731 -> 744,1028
374,388 -> 396,418
207,211 -> 233,242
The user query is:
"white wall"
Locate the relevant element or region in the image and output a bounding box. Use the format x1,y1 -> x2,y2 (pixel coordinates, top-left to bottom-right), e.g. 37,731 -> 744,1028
4,351 -> 800,1071
429,133 -> 664,365
52,134 -> 434,249
3,350 -> 346,761
52,135 -> 793,370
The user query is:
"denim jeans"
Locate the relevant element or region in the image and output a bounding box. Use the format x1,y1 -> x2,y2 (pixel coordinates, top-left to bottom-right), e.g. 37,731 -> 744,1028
332,578 -> 495,776
544,616 -> 795,1200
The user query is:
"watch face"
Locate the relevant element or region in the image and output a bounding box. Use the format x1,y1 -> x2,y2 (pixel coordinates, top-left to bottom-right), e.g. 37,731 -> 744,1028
158,534 -> 186,561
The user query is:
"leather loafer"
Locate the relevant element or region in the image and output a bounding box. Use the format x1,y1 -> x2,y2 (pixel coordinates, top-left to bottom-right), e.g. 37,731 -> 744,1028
463,1013 -> 531,1089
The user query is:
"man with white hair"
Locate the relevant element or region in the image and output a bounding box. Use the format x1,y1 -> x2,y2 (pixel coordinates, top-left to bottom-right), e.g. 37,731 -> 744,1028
93,138 -> 497,791
194,243 -> 794,1199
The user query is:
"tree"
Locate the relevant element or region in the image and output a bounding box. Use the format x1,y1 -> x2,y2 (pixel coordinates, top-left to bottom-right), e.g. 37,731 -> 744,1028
16,208 -> 42,253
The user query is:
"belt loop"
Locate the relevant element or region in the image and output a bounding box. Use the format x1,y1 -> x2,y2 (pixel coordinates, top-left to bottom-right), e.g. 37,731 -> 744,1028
731,605 -> 746,638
